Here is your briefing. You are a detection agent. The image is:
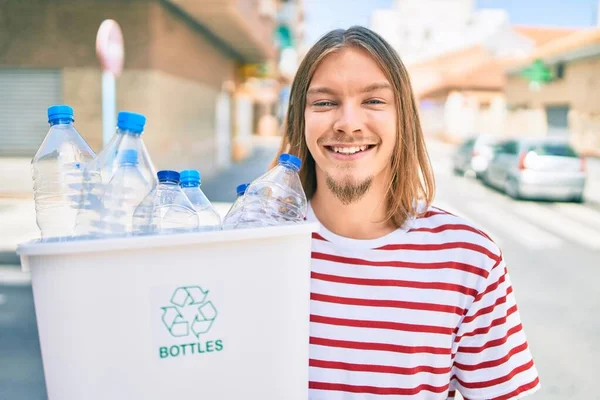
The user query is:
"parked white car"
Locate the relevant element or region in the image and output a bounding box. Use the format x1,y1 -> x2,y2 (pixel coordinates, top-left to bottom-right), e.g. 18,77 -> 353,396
482,138 -> 587,202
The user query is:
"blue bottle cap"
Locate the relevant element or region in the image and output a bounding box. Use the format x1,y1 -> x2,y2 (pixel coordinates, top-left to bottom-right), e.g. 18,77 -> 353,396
278,153 -> 302,171
236,183 -> 249,196
47,105 -> 74,123
119,149 -> 139,165
180,169 -> 201,186
117,111 -> 146,134
157,170 -> 180,183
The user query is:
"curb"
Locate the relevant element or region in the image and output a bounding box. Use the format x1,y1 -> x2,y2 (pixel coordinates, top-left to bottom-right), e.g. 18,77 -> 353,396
0,251 -> 20,266
0,264 -> 30,285
585,198 -> 600,212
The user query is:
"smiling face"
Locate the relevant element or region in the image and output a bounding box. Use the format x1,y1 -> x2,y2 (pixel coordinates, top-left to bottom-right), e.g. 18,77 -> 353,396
304,47 -> 397,204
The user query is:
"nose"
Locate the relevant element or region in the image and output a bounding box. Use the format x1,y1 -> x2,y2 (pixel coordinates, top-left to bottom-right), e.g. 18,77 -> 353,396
332,103 -> 363,135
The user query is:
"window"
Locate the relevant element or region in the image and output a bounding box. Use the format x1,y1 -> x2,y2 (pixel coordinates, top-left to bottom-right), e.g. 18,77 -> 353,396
528,143 -> 578,158
495,141 -> 519,155
555,63 -> 566,79
505,141 -> 519,155
546,105 -> 569,129
546,105 -> 570,137
0,69 -> 62,156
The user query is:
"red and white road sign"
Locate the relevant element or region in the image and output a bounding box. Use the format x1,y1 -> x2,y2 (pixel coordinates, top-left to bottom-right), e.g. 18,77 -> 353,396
96,19 -> 124,76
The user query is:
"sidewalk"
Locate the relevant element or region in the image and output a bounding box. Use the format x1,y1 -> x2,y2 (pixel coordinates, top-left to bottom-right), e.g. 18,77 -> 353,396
0,198 -> 37,266
201,136 -> 279,202
0,136 -> 281,271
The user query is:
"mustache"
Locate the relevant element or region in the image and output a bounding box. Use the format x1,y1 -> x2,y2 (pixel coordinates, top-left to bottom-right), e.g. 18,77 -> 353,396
317,133 -> 380,146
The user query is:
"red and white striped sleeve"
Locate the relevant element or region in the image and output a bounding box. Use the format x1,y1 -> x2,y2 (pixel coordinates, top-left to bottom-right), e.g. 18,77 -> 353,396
451,255 -> 541,399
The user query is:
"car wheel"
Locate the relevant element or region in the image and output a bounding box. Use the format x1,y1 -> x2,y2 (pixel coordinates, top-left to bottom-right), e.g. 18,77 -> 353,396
464,169 -> 477,179
504,178 -> 521,200
481,171 -> 492,187
571,193 -> 584,204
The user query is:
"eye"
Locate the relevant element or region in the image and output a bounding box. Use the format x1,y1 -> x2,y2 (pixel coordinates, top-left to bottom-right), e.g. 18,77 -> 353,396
364,99 -> 385,105
313,101 -> 336,107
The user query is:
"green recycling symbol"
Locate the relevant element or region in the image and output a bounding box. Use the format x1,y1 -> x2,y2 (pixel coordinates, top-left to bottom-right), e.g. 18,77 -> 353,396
161,286 -> 217,338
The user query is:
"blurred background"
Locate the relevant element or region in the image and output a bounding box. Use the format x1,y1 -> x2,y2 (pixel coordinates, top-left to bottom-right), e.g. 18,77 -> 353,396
1,0 -> 599,399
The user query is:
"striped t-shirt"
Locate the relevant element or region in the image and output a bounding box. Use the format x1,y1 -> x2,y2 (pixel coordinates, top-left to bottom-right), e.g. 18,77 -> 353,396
307,204 -> 540,399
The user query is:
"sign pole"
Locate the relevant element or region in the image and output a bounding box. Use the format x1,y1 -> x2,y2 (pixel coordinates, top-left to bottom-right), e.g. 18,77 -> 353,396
101,70 -> 116,146
96,20 -> 124,147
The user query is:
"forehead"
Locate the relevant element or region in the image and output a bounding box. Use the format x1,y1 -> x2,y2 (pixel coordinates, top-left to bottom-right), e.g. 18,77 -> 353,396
310,47 -> 389,89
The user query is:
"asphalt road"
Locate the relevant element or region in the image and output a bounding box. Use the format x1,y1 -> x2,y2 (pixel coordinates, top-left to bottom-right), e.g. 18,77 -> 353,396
428,140 -> 600,399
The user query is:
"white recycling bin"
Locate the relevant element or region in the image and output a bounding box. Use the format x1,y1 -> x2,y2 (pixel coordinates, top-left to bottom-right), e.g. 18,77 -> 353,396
17,222 -> 318,400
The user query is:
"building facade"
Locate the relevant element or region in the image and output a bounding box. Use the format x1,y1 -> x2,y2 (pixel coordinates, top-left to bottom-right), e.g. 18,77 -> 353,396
504,29 -> 600,156
0,0 -> 280,194
370,0 -> 581,143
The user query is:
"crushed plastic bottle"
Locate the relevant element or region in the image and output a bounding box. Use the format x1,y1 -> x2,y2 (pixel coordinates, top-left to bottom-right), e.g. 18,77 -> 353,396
235,154 -> 307,228
222,183 -> 249,229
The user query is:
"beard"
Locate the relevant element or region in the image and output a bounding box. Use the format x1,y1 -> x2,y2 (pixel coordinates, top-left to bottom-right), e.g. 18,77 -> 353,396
326,174 -> 373,205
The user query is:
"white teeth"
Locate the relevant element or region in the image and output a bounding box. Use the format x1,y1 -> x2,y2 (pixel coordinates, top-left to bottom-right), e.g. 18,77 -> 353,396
331,145 -> 369,154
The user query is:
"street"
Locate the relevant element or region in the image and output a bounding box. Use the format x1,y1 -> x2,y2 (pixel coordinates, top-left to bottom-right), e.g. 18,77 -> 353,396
428,140 -> 600,399
1,138 -> 599,399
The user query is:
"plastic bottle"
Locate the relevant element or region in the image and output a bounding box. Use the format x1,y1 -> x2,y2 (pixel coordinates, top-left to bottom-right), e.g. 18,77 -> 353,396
74,111 -> 156,237
132,170 -> 199,235
180,170 -> 222,231
102,149 -> 154,236
73,165 -> 104,238
222,183 -> 249,229
32,105 -> 96,239
110,111 -> 156,185
235,154 -> 307,228
94,123 -> 124,183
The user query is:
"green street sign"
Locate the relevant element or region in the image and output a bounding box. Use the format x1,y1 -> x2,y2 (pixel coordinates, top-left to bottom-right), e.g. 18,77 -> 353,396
520,59 -> 554,84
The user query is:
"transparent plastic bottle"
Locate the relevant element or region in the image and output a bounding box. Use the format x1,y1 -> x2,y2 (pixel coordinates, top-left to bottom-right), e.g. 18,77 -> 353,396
222,183 -> 249,229
31,105 -> 96,239
75,111 -> 156,237
73,165 -> 104,238
102,150 -> 153,236
235,154 -> 307,228
111,111 -> 157,185
94,124 -> 124,183
180,170 -> 221,231
132,170 -> 199,235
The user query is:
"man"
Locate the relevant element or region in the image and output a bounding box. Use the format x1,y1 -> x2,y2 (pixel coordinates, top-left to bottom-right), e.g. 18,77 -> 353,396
275,26 -> 540,399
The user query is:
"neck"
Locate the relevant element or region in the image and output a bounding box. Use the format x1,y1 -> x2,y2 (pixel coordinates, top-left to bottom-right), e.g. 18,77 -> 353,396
311,169 -> 397,240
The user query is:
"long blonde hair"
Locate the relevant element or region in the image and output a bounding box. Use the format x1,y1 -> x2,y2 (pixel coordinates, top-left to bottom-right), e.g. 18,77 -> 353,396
274,26 -> 435,227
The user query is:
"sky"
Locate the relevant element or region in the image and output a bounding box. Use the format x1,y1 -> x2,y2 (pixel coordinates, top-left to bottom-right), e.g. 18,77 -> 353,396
303,0 -> 599,45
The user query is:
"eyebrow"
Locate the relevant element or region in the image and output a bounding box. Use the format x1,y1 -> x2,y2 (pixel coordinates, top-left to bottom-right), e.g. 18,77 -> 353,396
361,82 -> 393,93
306,82 -> 392,96
306,86 -> 337,96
